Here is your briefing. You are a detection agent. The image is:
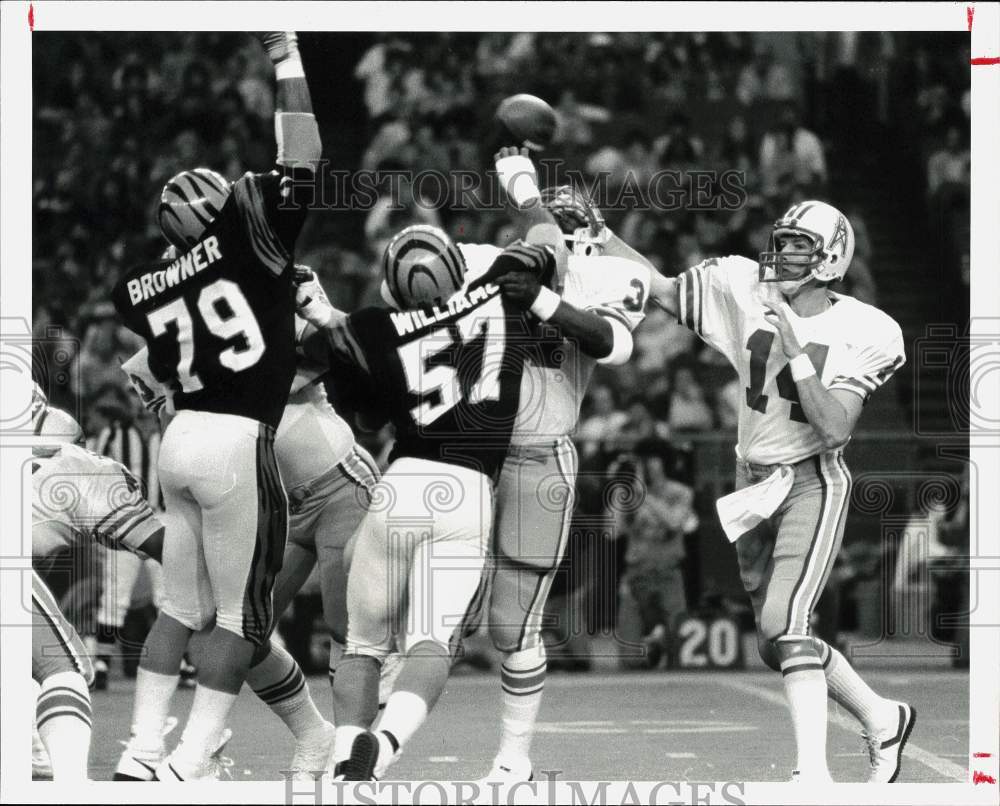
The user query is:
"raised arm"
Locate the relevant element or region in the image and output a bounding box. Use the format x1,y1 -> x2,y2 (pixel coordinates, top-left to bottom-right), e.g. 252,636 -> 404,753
258,32 -> 322,172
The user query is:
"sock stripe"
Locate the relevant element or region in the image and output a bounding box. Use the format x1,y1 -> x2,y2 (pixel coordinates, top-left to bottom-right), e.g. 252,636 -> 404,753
37,691 -> 91,715
502,681 -> 545,697
253,667 -> 298,699
501,669 -> 547,692
381,729 -> 400,753
257,673 -> 306,706
501,661 -> 547,678
37,685 -> 88,702
37,707 -> 93,731
781,662 -> 825,676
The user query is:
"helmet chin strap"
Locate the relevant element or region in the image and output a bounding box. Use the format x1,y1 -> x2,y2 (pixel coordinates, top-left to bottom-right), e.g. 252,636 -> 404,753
777,272 -> 815,297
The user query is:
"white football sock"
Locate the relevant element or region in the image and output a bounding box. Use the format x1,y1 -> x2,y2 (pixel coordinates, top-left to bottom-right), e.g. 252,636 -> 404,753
497,644 -> 547,762
247,643 -> 328,739
131,667 -> 180,748
377,690 -> 428,751
817,641 -> 898,731
171,685 -> 236,768
780,654 -> 830,776
36,671 -> 92,781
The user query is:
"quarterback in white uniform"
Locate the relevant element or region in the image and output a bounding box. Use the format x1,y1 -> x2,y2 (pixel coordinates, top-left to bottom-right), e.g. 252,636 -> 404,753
458,184 -> 651,782
650,200 -> 914,783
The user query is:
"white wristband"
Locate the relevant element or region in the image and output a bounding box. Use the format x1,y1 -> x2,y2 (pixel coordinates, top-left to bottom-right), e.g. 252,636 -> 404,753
789,353 -> 816,381
495,154 -> 540,207
529,287 -> 561,322
275,55 -> 306,81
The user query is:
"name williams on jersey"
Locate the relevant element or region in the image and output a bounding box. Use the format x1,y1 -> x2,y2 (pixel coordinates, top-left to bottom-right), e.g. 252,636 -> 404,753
125,236 -> 224,305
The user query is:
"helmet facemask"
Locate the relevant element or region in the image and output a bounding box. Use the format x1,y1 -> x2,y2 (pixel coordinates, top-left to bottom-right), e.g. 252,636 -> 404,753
758,227 -> 825,286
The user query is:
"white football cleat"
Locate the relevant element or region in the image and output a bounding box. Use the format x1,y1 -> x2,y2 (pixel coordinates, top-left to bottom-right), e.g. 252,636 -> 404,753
478,754 -> 534,784
154,728 -> 234,781
289,721 -> 335,784
113,716 -> 179,781
863,703 -> 917,783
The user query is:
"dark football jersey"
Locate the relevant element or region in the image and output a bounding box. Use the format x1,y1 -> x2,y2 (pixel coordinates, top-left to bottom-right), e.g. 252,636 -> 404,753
328,282 -> 531,479
113,169 -> 308,429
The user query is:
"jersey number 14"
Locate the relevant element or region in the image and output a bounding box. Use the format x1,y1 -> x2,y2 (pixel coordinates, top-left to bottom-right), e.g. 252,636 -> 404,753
745,329 -> 829,423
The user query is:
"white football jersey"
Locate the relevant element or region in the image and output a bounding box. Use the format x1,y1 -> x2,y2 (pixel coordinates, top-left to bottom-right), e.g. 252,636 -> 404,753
676,255 -> 905,465
460,243 -> 650,444
32,443 -> 162,560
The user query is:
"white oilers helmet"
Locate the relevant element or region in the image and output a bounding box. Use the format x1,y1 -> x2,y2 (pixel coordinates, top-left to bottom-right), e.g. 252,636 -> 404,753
32,397 -> 84,456
158,167 -> 232,250
758,200 -> 855,289
380,224 -> 467,309
541,185 -> 610,257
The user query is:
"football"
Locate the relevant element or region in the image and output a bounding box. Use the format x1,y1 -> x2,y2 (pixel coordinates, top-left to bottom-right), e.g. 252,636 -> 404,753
493,93 -> 557,152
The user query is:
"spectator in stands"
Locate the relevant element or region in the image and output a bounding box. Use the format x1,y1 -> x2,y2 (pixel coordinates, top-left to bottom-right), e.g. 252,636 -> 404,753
70,302 -> 143,409
758,103 -> 827,198
927,125 -> 970,200
715,378 -> 742,430
620,395 -> 671,445
579,384 -> 629,458
666,361 -> 715,433
620,446 -> 697,667
654,111 -> 705,169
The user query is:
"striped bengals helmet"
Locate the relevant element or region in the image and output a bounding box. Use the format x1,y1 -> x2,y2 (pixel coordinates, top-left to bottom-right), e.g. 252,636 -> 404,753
380,225 -> 467,309
158,168 -> 231,250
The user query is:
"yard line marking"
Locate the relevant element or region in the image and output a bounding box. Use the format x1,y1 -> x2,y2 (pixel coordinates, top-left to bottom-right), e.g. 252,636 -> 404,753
665,752 -> 698,759
711,676 -> 967,782
428,756 -> 459,763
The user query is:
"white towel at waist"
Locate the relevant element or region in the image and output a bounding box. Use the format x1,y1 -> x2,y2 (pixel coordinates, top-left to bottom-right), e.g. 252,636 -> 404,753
715,465 -> 795,543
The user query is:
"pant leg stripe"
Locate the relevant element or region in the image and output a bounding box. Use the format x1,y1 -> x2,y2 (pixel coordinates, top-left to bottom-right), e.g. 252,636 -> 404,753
802,454 -> 852,629
517,438 -> 577,652
784,455 -> 835,635
243,425 -> 288,646
32,574 -> 86,680
788,454 -> 847,635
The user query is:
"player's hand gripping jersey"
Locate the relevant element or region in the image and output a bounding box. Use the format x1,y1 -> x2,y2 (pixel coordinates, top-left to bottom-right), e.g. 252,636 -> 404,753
32,444 -> 162,562
112,169 -> 308,429
460,243 -> 650,442
324,279 -> 530,478
676,256 -> 905,464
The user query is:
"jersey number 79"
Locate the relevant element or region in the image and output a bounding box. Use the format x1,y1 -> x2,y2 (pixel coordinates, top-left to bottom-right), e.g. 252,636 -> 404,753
146,279 -> 265,392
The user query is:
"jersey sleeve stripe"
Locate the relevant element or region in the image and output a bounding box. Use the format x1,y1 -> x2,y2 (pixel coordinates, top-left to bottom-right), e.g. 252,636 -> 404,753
679,270 -> 694,330
113,511 -> 159,553
234,175 -> 290,277
832,373 -> 877,392
829,378 -> 871,401
695,266 -> 705,336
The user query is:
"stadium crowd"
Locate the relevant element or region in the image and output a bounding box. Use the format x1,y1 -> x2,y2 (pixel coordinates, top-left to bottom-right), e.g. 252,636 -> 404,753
32,32 -> 970,672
